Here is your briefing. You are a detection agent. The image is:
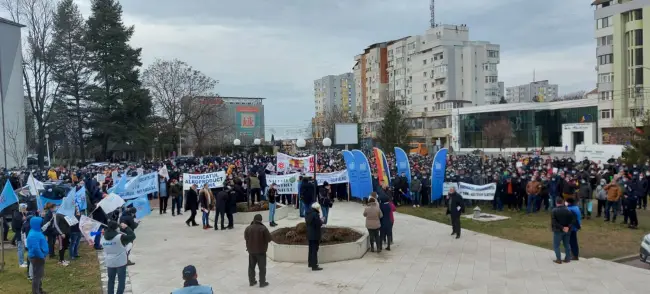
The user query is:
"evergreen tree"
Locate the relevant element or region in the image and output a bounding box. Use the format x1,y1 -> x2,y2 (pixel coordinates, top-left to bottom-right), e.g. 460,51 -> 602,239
622,112 -> 650,164
51,0 -> 91,164
377,100 -> 411,151
85,0 -> 152,158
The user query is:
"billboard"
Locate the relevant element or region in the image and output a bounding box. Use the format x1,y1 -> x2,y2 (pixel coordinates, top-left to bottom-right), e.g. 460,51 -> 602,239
236,106 -> 260,136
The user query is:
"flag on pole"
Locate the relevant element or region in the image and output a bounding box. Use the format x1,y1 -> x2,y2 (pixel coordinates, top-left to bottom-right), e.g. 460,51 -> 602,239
109,173 -> 128,194
98,193 -> 125,214
79,215 -> 103,245
0,179 -> 18,212
75,186 -> 87,211
125,196 -> 151,219
27,172 -> 44,196
158,165 -> 169,180
57,188 -> 76,217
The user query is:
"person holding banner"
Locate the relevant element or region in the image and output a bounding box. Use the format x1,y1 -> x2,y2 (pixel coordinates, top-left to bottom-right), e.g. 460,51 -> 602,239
102,220 -> 136,294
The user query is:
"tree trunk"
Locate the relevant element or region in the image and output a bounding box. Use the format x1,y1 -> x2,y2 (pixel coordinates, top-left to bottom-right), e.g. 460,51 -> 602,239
76,94 -> 85,165
37,124 -> 46,168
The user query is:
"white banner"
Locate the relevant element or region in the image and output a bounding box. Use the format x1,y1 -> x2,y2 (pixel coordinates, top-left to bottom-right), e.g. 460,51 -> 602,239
79,215 -> 102,246
443,182 -> 459,195
183,171 -> 226,190
456,182 -> 496,201
276,152 -> 314,173
98,193 -> 125,214
120,172 -> 159,200
316,170 -> 349,186
266,173 -> 300,194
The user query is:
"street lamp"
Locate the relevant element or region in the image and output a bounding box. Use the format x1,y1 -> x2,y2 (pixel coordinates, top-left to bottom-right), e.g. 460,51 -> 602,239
296,138 -> 306,148
44,134 -> 51,167
322,137 -> 332,148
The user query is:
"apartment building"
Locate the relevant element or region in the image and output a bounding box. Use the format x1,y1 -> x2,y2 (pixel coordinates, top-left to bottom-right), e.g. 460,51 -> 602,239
313,73 -> 356,117
355,24 -> 501,146
593,0 -> 650,144
505,80 -> 559,103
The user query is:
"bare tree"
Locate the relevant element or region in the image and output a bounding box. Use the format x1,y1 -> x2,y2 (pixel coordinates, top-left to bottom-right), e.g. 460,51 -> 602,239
551,90 -> 586,102
483,118 -> 514,149
2,0 -> 59,168
182,96 -> 230,155
319,105 -> 353,138
142,59 -> 217,154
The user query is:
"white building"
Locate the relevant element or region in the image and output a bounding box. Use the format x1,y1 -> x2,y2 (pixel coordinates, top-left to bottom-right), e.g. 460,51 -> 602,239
505,80 -> 559,103
0,17 -> 26,168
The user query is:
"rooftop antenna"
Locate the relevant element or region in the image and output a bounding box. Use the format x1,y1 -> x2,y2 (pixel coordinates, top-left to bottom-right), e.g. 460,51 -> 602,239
430,0 -> 435,28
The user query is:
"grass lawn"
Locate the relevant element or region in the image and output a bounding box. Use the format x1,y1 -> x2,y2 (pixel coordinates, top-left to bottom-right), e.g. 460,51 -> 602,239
0,232 -> 102,294
398,203 -> 650,260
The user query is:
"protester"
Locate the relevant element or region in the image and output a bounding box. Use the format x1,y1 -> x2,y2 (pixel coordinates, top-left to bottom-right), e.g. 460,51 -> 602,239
26,216 -> 49,294
119,207 -> 138,266
604,178 -> 622,222
551,197 -> 574,264
267,183 -> 278,227
185,184 -> 199,227
12,203 -> 27,267
363,197 -> 382,252
170,179 -> 183,216
410,176 -> 422,207
249,172 -> 261,203
102,220 -> 136,294
566,197 -> 582,260
446,187 -> 465,239
319,182 -> 333,224
305,203 -> 323,271
595,179 -> 607,218
159,176 -> 169,214
378,192 -> 394,250
244,214 -> 271,288
214,187 -> 228,230
52,210 -> 71,266
171,265 -> 213,294
199,184 -> 213,230
69,208 -> 82,261
578,179 -> 592,219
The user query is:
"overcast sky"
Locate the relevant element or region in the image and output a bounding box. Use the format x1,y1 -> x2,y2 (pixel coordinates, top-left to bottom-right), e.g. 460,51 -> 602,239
70,1 -> 596,139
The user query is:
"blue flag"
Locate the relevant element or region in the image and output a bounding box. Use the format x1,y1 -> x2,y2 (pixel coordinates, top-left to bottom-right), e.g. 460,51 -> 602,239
57,188 -> 76,217
108,173 -> 128,194
0,180 -> 18,212
75,186 -> 87,211
38,196 -> 62,212
125,196 -> 151,219
394,147 -> 411,199
430,148 -> 448,201
342,150 -> 361,199
351,149 -> 373,199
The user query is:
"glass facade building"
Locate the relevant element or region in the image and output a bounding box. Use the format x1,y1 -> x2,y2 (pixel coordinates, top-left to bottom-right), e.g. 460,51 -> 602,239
459,106 -> 598,148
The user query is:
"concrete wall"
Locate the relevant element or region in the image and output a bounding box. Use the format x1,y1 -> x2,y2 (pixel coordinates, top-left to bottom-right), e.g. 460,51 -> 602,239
0,20 -> 26,168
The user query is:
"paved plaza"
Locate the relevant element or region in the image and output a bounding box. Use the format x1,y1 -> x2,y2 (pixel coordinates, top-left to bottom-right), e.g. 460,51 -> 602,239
128,202 -> 650,294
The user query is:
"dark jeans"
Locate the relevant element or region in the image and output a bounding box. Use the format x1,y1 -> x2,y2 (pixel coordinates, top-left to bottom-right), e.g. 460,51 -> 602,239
172,196 -> 182,215
31,258 -> 45,294
248,253 -> 267,284
215,211 -> 225,229
605,201 -> 618,220
107,265 -> 127,294
47,235 -> 56,257
69,232 -> 81,258
58,234 -> 69,262
159,196 -> 169,213
380,228 -> 393,248
526,194 -> 539,214
596,199 -> 606,216
627,207 -> 638,226
638,194 -> 648,209
308,240 -> 319,268
94,229 -> 103,249
250,188 -> 261,203
367,228 -> 380,250
187,209 -> 198,225
451,214 -> 461,237
553,231 -> 571,261
226,212 -> 234,228
569,231 -> 579,258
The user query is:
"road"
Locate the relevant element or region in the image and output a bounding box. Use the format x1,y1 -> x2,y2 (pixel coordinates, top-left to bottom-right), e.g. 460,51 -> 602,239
623,259 -> 650,270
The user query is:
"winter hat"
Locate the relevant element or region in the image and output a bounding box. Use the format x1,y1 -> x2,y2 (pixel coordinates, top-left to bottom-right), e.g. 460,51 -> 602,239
311,202 -> 321,211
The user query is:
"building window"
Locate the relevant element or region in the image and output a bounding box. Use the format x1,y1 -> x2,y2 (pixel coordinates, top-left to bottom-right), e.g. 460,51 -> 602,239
598,73 -> 614,83
424,107 -> 428,112
599,91 -> 613,100
424,95 -> 427,101
631,108 -> 644,117
598,54 -> 613,65
597,35 -> 613,46
423,71 -> 427,77
487,50 -> 499,58
597,16 -> 612,29
423,83 -> 427,92
485,76 -> 497,83
600,109 -> 612,119
423,59 -> 427,65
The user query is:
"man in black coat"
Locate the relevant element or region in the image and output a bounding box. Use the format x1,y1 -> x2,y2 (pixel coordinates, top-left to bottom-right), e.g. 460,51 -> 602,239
446,187 -> 465,239
305,203 -> 323,271
214,188 -> 228,230
185,184 -> 199,227
300,177 -> 316,210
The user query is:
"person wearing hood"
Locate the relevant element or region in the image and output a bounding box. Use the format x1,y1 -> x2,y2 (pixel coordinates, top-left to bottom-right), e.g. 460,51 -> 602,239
378,190 -> 394,250
244,214 -> 271,288
102,220 -> 136,294
305,202 -> 323,271
171,265 -> 213,294
595,179 -> 607,218
578,179 -> 593,219
12,203 -> 27,267
26,216 -> 49,294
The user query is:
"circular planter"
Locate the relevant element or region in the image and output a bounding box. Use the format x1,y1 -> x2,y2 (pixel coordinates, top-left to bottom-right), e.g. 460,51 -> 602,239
232,204 -> 289,224
268,227 -> 369,264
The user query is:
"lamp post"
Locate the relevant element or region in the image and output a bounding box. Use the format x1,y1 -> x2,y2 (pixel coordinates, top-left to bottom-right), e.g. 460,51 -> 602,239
253,138 -> 261,155
45,134 -> 51,167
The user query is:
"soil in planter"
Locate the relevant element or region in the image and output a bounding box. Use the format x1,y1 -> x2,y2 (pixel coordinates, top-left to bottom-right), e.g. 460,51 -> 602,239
272,222 -> 363,245
236,201 -> 270,212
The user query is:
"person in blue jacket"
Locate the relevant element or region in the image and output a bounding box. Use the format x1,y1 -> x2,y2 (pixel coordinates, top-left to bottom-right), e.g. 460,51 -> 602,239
26,216 -> 49,294
566,198 -> 581,261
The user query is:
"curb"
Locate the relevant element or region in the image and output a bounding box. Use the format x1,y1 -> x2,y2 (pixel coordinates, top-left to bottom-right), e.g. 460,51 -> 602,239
611,254 -> 639,263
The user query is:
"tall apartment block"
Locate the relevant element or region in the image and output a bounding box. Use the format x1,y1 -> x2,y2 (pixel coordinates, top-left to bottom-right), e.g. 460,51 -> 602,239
593,0 -> 650,143
506,80 -> 559,103
312,73 -> 356,138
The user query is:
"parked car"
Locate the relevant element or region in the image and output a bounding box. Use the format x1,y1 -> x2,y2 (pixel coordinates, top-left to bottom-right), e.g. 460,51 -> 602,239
641,233 -> 650,264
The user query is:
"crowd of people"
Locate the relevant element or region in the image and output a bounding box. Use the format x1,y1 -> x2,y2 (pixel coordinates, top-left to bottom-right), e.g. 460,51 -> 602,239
1,149 -> 648,293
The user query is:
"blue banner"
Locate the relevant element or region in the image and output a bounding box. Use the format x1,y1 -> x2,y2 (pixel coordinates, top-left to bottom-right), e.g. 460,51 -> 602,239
342,150 -> 360,199
57,188 -> 76,217
352,149 -> 373,199
75,186 -> 87,211
119,172 -> 159,200
125,196 -> 152,219
394,147 -> 411,198
431,148 -> 448,201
